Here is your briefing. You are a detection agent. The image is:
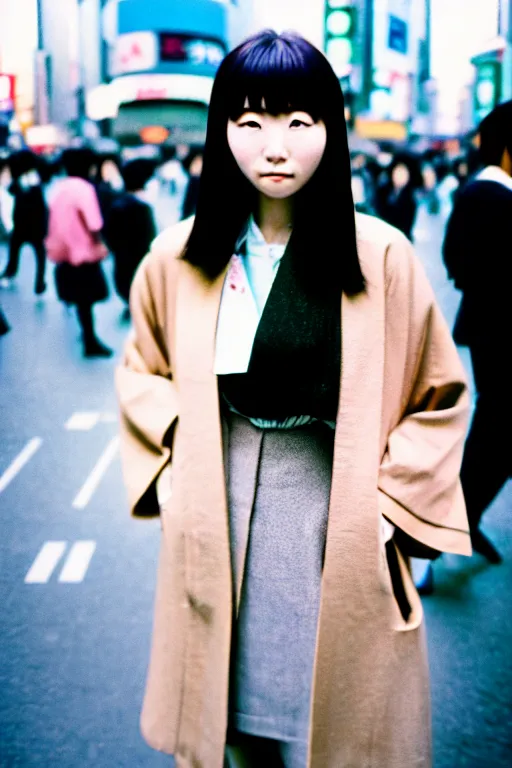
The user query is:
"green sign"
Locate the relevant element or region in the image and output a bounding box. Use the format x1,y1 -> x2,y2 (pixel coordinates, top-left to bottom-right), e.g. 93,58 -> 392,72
324,1 -> 357,79
474,60 -> 501,122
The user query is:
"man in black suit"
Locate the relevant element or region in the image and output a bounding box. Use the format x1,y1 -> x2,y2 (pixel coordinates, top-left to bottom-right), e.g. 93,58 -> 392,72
443,101 -> 512,564
103,159 -> 157,318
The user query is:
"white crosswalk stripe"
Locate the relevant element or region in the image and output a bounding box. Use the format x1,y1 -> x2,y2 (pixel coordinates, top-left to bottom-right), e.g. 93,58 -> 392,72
25,542 -> 67,584
65,411 -> 117,430
65,412 -> 101,431
0,438 -> 42,495
58,542 -> 96,583
72,436 -> 120,509
25,541 -> 97,584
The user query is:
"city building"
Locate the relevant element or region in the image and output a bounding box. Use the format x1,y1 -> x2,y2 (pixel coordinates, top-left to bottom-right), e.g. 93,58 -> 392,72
88,0 -> 252,147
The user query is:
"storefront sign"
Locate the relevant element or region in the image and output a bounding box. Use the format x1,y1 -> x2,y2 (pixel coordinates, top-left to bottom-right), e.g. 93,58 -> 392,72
159,33 -> 225,67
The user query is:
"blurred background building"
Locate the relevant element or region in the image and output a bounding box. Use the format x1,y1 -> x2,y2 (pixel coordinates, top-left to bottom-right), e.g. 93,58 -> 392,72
0,0 -> 510,153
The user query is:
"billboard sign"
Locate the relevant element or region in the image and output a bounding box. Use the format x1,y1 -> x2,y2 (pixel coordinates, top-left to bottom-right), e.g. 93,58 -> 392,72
112,32 -> 158,75
388,15 -> 408,55
159,34 -> 225,67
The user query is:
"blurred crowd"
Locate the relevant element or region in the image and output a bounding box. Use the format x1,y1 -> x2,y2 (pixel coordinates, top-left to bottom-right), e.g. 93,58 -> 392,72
349,139 -> 481,239
0,141 -> 204,351
0,132 -> 491,359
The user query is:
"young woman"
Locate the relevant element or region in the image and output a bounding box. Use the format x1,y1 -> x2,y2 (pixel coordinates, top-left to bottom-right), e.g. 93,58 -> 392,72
116,30 -> 471,768
46,148 -> 112,358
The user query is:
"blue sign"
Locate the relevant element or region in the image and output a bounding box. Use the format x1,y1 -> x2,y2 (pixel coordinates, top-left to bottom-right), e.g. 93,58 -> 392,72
117,0 -> 228,78
388,15 -> 408,55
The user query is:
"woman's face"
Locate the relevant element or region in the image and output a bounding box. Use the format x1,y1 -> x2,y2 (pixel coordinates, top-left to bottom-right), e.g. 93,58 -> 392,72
227,103 -> 327,200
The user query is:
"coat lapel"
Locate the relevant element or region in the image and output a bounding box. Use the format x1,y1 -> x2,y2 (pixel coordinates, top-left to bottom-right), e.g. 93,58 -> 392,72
173,261 -> 233,768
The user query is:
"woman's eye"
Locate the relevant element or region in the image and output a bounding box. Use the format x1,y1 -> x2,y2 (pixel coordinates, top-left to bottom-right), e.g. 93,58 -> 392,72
240,120 -> 261,129
290,119 -> 310,128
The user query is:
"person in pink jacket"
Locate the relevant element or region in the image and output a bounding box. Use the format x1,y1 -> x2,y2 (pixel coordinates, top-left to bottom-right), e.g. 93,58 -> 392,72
46,148 -> 112,358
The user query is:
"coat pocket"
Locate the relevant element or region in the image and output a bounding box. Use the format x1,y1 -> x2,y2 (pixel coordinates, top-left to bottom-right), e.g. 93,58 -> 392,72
381,536 -> 424,632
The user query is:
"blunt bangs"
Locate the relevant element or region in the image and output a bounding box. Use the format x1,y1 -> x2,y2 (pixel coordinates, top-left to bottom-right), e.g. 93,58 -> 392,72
224,32 -> 333,123
182,29 -> 365,297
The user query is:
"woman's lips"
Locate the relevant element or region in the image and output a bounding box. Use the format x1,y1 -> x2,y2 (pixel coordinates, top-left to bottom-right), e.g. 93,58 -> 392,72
261,173 -> 293,181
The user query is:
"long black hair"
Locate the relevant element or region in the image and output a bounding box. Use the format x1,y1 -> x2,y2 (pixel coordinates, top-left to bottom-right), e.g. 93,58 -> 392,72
182,29 -> 365,296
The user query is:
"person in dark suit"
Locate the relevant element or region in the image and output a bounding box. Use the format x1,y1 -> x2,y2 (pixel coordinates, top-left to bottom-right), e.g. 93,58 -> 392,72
443,100 -> 512,564
0,150 -> 48,294
374,152 -> 420,241
103,159 -> 157,317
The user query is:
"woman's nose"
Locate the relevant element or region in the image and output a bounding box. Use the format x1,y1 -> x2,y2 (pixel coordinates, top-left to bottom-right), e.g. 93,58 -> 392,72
263,131 -> 289,163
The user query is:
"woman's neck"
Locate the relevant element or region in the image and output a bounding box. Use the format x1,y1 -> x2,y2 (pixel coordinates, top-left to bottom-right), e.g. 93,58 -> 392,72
255,195 -> 293,245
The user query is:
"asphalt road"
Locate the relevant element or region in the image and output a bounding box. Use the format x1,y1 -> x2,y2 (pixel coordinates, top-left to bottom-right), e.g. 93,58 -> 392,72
0,200 -> 510,768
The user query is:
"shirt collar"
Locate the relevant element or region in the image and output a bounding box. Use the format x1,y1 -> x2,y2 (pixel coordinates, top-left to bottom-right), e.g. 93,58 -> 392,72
476,165 -> 512,191
235,215 -> 289,258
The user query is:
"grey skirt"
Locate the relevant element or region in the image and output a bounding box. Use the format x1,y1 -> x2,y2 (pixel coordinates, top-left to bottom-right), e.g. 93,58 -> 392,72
223,410 -> 335,744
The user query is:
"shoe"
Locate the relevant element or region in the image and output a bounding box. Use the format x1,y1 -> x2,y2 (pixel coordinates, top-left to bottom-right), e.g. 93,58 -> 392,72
471,528 -> 502,564
34,281 -> 47,295
0,277 -> 13,289
415,562 -> 434,596
121,306 -> 131,322
83,340 -> 114,358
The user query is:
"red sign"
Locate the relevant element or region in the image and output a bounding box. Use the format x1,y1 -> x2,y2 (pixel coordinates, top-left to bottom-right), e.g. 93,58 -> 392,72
0,74 -> 15,113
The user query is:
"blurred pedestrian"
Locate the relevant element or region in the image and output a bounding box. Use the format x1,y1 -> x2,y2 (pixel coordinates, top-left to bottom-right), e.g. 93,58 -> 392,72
157,145 -> 188,199
451,147 -> 480,203
350,152 -> 375,214
0,149 -> 48,294
443,99 -> 512,564
104,158 -> 157,317
0,302 -> 9,335
180,145 -> 204,219
46,147 -> 112,358
0,155 -> 14,243
116,30 -> 470,768
374,152 -> 420,240
95,153 -> 124,225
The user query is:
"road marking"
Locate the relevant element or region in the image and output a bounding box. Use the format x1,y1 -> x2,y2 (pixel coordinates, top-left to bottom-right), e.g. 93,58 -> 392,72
0,437 -> 42,494
65,412 -> 117,430
58,541 -> 96,583
72,436 -> 120,509
25,542 -> 67,584
99,412 -> 117,424
65,412 -> 100,431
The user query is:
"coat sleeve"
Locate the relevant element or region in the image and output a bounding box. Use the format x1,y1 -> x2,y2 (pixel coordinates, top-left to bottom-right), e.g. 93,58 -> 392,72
115,251 -> 178,517
378,235 -> 472,556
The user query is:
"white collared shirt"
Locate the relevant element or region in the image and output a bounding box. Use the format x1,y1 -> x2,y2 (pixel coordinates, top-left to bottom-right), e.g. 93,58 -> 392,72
214,216 -> 287,376
476,165 -> 512,191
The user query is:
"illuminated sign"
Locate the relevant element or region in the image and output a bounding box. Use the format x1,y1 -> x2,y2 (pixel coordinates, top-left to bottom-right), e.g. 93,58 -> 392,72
324,2 -> 357,79
112,32 -> 158,75
159,33 -> 225,67
0,74 -> 15,113
388,15 -> 408,55
140,125 -> 170,144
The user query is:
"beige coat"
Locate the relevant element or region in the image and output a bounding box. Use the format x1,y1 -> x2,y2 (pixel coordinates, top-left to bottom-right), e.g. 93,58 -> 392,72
115,213 -> 471,768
